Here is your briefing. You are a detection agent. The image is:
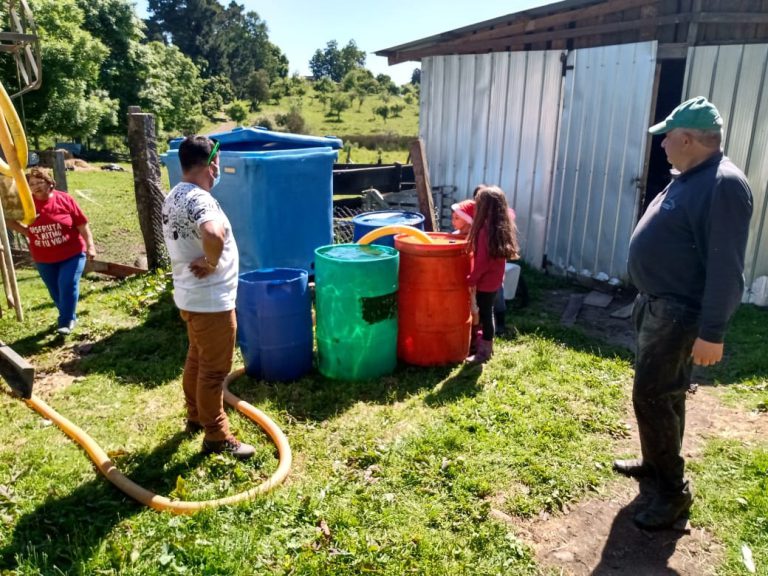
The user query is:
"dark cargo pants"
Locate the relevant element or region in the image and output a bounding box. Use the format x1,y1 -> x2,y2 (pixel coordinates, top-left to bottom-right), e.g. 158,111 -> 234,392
632,294 -> 700,495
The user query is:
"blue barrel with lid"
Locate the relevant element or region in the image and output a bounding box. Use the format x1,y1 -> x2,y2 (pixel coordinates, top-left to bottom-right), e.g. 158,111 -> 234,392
236,268 -> 313,382
164,127 -> 343,274
352,210 -> 425,247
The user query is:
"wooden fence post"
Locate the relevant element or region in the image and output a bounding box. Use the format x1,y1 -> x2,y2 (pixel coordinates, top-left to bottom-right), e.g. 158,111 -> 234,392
409,138 -> 438,232
127,107 -> 169,270
53,150 -> 68,192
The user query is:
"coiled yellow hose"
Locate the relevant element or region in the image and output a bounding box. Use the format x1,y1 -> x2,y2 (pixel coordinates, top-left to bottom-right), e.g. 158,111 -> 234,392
23,367 -> 291,514
0,82 -> 35,224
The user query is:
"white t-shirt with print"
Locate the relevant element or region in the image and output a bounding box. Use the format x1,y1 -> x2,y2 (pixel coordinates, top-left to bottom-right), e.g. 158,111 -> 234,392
162,182 -> 238,312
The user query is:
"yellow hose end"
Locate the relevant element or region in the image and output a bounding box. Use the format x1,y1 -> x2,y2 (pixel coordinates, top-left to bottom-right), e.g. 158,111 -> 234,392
356,224 -> 434,245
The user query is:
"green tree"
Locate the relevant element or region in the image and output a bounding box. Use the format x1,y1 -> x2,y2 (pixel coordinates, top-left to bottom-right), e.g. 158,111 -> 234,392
245,69 -> 270,110
146,0 -> 287,93
342,68 -> 377,110
138,41 -> 204,134
376,73 -> 400,96
2,0 -> 118,144
309,39 -> 365,82
75,0 -> 146,134
328,92 -> 351,121
201,75 -> 235,118
226,100 -> 249,124
373,104 -> 390,123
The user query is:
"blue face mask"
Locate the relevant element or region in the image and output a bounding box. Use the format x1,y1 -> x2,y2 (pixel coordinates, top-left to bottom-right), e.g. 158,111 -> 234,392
211,165 -> 221,189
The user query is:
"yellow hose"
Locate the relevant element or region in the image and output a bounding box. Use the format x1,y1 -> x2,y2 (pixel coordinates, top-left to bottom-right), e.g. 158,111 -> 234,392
0,82 -> 35,224
356,224 -> 434,245
23,367 -> 291,514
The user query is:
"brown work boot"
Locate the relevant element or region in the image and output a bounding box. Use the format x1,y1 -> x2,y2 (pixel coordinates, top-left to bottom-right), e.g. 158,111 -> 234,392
634,486 -> 693,530
202,436 -> 256,460
613,458 -> 652,478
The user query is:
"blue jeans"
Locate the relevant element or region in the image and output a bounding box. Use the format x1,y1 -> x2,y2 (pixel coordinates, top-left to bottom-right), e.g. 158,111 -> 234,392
36,253 -> 86,328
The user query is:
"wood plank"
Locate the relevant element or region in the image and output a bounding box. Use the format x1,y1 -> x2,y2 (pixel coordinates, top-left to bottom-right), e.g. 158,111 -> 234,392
698,11 -> 768,24
85,259 -> 147,278
560,294 -> 584,326
409,139 -> 438,232
0,342 -> 34,399
458,0 -> 660,45
398,13 -> 692,61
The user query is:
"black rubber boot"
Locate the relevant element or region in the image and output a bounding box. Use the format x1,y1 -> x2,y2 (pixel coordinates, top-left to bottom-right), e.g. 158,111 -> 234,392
634,484 -> 693,530
613,458 -> 653,478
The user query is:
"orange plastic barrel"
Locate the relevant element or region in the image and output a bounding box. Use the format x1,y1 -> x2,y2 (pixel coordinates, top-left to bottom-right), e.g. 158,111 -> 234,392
395,232 -> 471,365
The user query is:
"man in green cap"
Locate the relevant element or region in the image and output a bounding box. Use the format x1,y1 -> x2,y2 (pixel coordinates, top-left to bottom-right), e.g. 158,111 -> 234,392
615,96 -> 753,529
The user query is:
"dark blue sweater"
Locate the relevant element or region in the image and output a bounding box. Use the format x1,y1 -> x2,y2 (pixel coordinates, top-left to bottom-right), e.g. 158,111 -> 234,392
628,152 -> 753,343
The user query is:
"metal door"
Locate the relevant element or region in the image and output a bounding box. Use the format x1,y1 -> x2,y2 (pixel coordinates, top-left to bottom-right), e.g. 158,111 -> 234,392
547,41 -> 657,282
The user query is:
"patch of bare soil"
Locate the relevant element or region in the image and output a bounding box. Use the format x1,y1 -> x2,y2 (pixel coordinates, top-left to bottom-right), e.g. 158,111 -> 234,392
539,288 -> 637,352
494,289 -> 768,575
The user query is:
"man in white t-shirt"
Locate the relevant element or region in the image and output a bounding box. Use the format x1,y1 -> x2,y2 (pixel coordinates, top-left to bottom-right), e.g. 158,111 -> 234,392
162,135 -> 254,459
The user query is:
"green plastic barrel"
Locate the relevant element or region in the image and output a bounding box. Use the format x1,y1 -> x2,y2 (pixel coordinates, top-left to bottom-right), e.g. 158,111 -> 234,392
315,244 -> 399,380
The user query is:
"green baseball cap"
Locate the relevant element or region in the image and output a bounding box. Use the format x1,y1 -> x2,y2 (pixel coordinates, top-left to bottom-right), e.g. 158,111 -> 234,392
648,96 -> 723,135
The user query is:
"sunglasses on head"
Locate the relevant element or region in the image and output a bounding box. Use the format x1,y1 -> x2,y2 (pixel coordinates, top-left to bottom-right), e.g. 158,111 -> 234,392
207,139 -> 220,165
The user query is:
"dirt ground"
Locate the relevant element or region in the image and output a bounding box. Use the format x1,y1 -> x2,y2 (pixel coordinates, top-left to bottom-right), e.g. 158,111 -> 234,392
499,289 -> 768,575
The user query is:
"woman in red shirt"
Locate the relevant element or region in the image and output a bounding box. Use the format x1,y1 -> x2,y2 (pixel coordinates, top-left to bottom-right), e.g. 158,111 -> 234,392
7,168 -> 96,335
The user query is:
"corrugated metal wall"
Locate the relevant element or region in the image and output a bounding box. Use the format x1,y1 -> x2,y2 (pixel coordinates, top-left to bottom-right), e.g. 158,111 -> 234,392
420,51 -> 563,269
546,41 -> 657,282
684,44 -> 768,296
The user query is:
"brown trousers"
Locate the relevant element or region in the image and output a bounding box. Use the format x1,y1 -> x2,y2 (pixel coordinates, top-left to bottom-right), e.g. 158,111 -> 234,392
179,309 -> 236,442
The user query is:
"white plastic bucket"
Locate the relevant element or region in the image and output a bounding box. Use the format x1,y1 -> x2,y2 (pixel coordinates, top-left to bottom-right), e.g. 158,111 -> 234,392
503,262 -> 521,300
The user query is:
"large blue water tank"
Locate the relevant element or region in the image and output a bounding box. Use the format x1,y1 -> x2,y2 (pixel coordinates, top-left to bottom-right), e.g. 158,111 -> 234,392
164,127 -> 343,273
352,210 -> 425,247
236,268 -> 313,382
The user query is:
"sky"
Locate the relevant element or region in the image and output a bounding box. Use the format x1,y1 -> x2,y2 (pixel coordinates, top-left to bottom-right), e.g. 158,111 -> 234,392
133,0 -> 552,85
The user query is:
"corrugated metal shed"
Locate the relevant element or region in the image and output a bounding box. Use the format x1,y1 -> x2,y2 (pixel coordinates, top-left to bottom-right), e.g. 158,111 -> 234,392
420,51 -> 562,268
379,0 -> 768,303
684,44 -> 768,297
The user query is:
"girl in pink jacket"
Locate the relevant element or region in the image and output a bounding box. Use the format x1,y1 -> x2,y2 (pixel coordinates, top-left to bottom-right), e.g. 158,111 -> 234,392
465,186 -> 519,363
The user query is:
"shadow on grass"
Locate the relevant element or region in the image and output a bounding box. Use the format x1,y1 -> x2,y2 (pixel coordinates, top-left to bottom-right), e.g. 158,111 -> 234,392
0,432 -> 200,573
423,363 -> 484,406
64,291 -> 187,388
231,362 -> 457,422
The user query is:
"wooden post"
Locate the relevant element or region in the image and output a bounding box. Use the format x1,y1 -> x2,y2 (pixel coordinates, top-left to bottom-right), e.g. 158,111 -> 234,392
127,108 -> 169,270
53,150 -> 68,192
409,138 -> 438,232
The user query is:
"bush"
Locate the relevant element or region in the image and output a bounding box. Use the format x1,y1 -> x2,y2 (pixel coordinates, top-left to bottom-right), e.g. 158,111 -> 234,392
226,100 -> 250,124
254,116 -> 274,131
275,101 -> 307,134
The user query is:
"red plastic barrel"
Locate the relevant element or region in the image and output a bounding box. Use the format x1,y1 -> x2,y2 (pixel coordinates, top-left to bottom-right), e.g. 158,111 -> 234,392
395,232 -> 471,365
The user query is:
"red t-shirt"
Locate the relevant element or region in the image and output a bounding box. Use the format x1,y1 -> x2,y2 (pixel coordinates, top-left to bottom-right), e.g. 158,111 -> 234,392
27,190 -> 88,263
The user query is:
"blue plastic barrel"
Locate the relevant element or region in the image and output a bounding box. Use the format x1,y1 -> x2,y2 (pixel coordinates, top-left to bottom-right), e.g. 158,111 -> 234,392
164,127 -> 343,274
236,268 -> 313,382
352,210 -> 425,247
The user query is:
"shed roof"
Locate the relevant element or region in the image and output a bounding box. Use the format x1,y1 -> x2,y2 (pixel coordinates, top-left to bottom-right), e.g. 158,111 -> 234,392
376,0 -> 768,64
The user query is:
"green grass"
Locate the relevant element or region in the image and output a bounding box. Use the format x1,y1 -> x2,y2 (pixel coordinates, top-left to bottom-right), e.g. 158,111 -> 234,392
2,262 -> 768,574
2,169 -> 767,574
0,266 -> 632,574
